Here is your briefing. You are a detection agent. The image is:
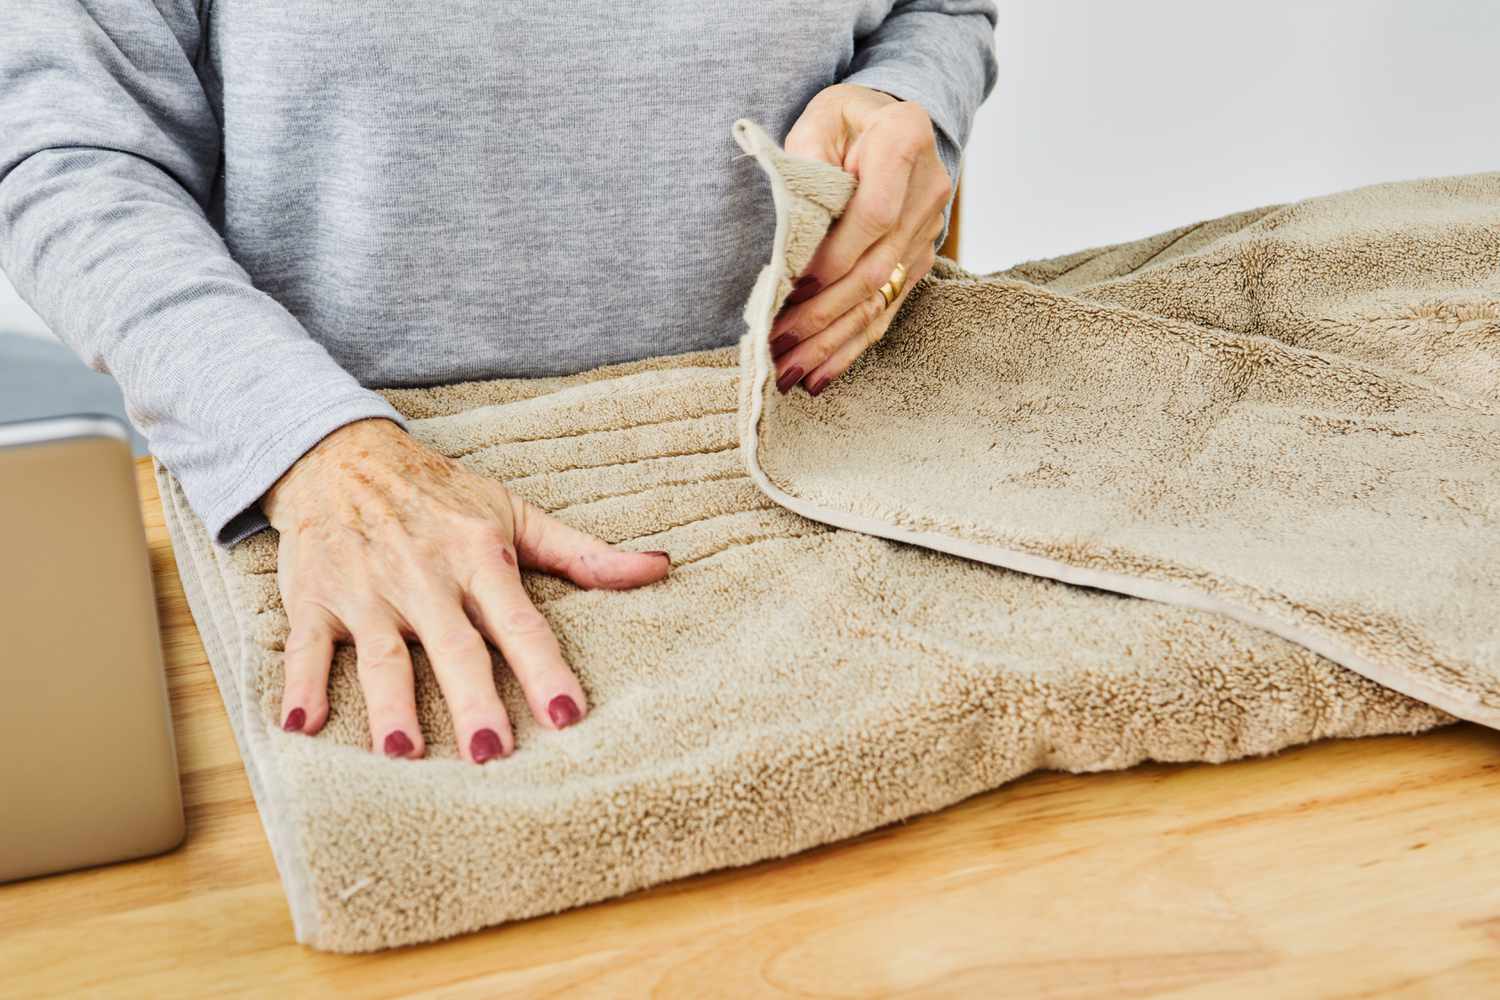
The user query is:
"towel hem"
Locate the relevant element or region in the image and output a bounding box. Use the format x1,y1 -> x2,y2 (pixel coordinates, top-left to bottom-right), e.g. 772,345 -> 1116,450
155,461 -> 323,946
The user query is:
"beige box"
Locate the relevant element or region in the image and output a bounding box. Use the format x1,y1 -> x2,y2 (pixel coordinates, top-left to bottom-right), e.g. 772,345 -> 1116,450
0,416 -> 184,883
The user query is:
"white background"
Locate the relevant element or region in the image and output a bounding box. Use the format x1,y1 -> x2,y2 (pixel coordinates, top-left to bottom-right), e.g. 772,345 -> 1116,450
4,0 -> 1499,339
961,0 -> 1500,272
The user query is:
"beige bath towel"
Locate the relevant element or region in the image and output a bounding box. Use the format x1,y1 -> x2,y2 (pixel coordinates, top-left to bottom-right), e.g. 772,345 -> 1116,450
156,121 -> 1488,952
731,119 -> 1500,729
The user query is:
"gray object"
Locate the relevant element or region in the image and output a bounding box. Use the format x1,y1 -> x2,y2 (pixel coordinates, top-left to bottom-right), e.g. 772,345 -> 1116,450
0,0 -> 997,545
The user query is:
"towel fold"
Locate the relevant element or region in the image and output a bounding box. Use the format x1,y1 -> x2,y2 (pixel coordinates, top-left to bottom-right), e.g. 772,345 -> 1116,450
731,118 -> 1500,730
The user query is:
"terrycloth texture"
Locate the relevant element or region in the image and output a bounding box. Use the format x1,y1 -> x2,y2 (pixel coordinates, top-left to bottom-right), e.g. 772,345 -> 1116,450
157,393 -> 1446,953
734,119 -> 1500,730
154,122 -> 1474,952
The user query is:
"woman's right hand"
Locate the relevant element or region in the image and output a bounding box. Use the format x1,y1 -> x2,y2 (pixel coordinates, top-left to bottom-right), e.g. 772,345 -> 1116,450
259,418 -> 672,763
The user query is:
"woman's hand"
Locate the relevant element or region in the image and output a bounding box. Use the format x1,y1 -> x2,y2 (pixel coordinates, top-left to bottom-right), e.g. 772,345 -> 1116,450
770,83 -> 952,396
260,418 -> 671,763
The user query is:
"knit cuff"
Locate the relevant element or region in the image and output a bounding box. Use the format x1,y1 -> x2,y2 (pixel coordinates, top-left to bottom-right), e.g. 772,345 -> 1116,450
186,391 -> 408,546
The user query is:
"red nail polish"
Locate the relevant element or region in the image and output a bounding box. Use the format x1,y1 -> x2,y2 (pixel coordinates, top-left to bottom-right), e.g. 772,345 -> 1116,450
776,365 -> 804,394
383,730 -> 414,757
548,694 -> 582,729
770,332 -> 799,356
470,728 -> 504,763
645,550 -> 672,565
282,707 -> 306,733
807,376 -> 830,397
788,275 -> 821,304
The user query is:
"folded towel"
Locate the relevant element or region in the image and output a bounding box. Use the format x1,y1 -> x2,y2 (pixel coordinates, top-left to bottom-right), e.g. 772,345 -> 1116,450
731,118 -> 1500,730
156,122 -> 1468,952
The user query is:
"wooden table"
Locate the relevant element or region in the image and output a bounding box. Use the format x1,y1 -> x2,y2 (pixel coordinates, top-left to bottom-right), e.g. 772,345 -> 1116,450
4,458 -> 1498,998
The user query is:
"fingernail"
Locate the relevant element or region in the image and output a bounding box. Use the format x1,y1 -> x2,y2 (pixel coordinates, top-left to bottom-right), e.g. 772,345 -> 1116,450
770,332 -> 799,357
776,365 -> 804,394
807,376 -> 831,397
788,275 -> 821,304
383,730 -> 414,758
548,694 -> 582,729
470,728 -> 505,763
282,707 -> 306,733
645,549 -> 672,565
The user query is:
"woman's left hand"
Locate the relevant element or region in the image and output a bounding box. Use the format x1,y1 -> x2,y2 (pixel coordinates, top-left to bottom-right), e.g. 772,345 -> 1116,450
770,83 -> 951,397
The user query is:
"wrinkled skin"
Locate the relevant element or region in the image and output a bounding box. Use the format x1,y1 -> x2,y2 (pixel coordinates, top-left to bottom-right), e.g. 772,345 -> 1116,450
771,83 -> 952,396
261,417 -> 670,763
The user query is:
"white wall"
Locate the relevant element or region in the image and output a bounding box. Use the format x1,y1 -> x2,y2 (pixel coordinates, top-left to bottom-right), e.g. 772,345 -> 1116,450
4,1 -> 1498,334
959,0 -> 1500,273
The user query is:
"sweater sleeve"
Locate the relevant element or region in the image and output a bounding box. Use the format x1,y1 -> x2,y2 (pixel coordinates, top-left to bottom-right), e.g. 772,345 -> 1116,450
841,0 -> 999,246
0,0 -> 407,546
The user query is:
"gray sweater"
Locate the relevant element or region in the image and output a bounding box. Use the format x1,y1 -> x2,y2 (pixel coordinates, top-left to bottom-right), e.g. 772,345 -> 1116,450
0,1 -> 997,544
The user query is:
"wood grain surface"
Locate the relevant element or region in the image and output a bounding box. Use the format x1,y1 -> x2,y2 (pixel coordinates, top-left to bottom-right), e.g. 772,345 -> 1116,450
2,458 -> 1497,998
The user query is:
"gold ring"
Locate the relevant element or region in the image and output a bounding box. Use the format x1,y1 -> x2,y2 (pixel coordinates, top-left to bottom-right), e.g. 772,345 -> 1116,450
877,261 -> 908,308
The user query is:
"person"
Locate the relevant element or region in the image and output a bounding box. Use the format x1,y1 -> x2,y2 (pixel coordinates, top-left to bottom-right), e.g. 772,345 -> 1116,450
0,2 -> 998,763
